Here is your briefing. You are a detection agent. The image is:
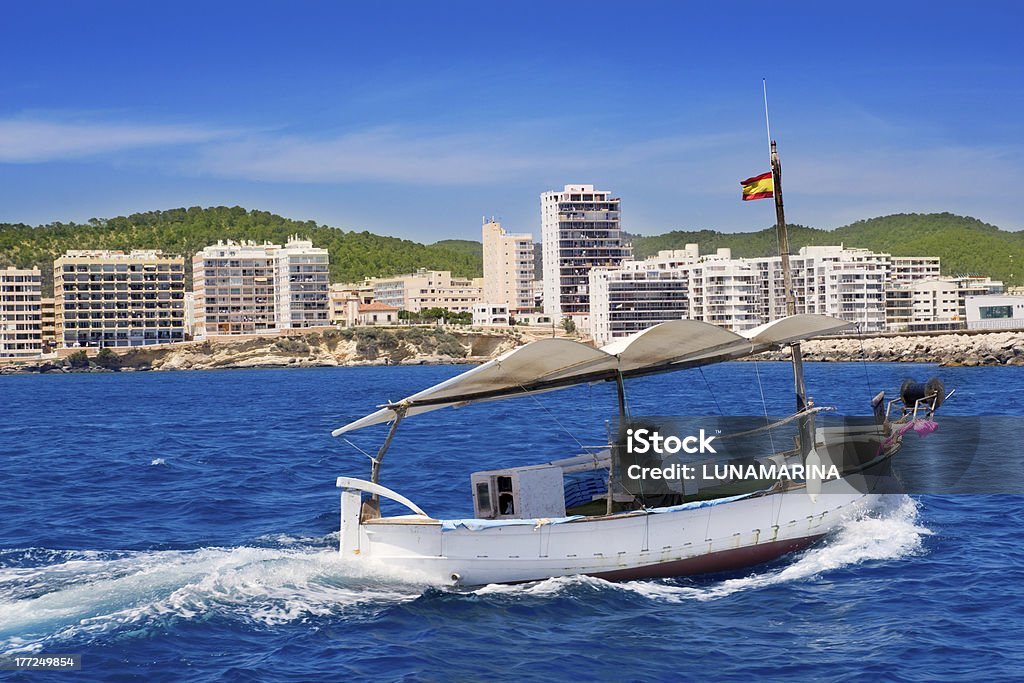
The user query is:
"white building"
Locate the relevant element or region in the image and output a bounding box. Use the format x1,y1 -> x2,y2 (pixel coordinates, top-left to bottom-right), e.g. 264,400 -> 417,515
193,237 -> 329,337
473,303 -> 510,326
541,184 -> 631,327
966,294 -> 1024,330
0,266 -> 43,358
482,219 -> 535,311
890,256 -> 942,285
887,275 -> 1003,332
275,237 -> 330,329
590,266 -> 690,344
589,244 -> 943,345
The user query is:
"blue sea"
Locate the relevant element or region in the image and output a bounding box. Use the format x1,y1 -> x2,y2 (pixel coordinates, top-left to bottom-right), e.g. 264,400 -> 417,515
1,362 -> 1022,682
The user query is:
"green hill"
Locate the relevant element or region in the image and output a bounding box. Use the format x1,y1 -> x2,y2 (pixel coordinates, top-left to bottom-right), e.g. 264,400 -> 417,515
430,239 -> 483,259
631,213 -> 1024,286
0,206 -> 484,295
3,209 -> 1021,295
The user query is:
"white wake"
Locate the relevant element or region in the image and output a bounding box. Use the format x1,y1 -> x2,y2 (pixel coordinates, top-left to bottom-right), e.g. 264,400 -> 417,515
475,494 -> 930,601
0,496 -> 930,651
0,544 -> 432,653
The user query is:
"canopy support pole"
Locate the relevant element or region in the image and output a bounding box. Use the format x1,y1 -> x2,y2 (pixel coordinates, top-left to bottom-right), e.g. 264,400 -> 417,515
363,405 -> 407,520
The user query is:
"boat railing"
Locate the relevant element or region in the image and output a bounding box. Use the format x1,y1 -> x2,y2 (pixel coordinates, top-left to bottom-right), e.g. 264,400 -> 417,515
336,476 -> 430,518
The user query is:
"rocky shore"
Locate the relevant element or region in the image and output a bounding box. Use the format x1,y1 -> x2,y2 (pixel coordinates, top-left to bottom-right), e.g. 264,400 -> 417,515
0,327 -> 532,374
5,327 -> 1024,374
748,330 -> 1024,366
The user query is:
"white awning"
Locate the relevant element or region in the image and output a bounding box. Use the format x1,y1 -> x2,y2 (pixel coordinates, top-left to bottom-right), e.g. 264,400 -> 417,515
332,314 -> 851,435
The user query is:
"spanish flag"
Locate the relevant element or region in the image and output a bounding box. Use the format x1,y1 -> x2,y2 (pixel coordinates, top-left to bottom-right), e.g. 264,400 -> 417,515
740,171 -> 773,201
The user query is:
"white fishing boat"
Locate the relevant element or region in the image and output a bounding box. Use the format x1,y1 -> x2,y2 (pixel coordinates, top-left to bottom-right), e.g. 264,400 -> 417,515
329,141 -> 948,586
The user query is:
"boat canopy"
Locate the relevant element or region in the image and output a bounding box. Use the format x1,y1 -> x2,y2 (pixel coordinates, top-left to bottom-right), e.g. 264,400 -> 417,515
332,314 -> 851,435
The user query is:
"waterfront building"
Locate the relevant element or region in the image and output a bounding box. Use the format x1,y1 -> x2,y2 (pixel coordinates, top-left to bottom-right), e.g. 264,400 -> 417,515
482,219 -> 535,311
40,297 -> 55,350
966,294 -> 1024,330
193,237 -> 329,337
588,245 -> 947,344
589,260 -> 693,345
274,237 -> 330,329
514,311 -> 554,327
0,266 -> 43,358
472,303 -> 510,326
372,269 -> 482,313
54,250 -> 185,348
330,279 -> 378,325
193,241 -> 277,336
540,184 -> 631,326
183,292 -> 197,338
356,301 -> 399,326
886,276 -> 1004,332
784,245 -> 890,332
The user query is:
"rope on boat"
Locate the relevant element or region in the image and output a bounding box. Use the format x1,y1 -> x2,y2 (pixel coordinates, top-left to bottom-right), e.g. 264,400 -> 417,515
715,405 -> 835,441
699,366 -> 723,415
753,359 -> 777,456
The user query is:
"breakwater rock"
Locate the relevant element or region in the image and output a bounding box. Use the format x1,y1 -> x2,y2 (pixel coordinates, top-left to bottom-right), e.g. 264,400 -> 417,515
748,330 -> 1024,366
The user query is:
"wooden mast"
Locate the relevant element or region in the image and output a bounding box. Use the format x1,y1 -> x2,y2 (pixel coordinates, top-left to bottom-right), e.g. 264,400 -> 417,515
770,141 -> 809,415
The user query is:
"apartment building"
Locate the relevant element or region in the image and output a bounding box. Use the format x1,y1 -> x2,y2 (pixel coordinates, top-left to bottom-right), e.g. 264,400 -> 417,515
54,250 -> 186,348
274,238 -> 330,328
589,245 -> 939,344
40,297 -> 55,350
590,265 -> 690,344
0,266 -> 43,358
890,256 -> 942,285
372,270 -> 482,313
193,237 -> 329,337
482,219 -> 535,310
541,184 -> 631,324
887,275 -> 1004,332
193,241 -> 277,336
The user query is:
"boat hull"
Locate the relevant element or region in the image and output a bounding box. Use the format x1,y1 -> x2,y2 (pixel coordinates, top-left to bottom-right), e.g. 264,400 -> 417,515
342,468 -> 895,586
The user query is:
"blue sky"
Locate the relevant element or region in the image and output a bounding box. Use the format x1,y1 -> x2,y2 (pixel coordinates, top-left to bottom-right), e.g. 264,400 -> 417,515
1,1 -> 1021,241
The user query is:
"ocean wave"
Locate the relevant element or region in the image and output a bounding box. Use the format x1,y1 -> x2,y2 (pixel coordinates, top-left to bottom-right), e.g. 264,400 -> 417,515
0,495 -> 929,652
0,545 -> 430,653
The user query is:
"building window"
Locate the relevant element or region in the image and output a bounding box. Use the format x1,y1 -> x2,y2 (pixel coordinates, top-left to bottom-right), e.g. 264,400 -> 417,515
979,305 -> 1013,319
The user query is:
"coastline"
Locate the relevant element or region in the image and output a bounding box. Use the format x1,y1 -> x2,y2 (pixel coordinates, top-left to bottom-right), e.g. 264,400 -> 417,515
3,326 -> 1023,375
746,328 -> 1024,366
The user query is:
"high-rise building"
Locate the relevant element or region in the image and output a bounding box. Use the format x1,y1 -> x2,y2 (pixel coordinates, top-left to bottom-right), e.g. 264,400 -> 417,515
0,266 -> 43,358
275,237 -> 331,328
193,237 -> 329,337
54,250 -> 186,348
541,184 -> 631,325
482,219 -> 535,310
193,241 -> 277,336
40,297 -> 56,350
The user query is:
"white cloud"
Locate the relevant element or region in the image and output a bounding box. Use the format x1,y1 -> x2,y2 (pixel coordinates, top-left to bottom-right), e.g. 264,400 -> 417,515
192,126 -> 748,186
0,118 -> 228,162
